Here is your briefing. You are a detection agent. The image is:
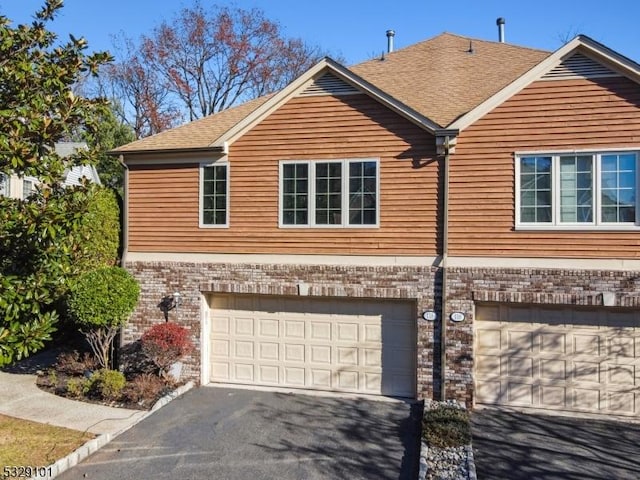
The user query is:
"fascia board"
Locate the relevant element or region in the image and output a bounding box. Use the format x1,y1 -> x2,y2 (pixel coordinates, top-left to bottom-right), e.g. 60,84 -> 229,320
449,35 -> 640,132
213,58 -> 439,148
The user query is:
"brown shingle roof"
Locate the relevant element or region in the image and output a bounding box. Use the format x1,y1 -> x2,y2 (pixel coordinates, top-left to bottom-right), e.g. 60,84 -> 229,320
350,32 -> 550,127
114,33 -> 550,153
112,94 -> 273,153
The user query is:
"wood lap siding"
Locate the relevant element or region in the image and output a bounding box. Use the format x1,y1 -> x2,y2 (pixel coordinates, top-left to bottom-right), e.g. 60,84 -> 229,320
449,76 -> 640,258
128,94 -> 439,255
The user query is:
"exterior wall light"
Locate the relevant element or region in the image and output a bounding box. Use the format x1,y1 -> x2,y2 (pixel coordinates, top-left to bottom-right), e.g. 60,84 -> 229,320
159,292 -> 182,321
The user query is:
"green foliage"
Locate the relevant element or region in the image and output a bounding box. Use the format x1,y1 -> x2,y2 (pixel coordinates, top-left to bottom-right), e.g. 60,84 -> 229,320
0,0 -> 113,366
74,186 -> 120,272
422,405 -> 471,448
66,267 -> 139,329
65,267 -> 139,369
65,377 -> 88,398
86,369 -> 126,401
91,105 -> 134,192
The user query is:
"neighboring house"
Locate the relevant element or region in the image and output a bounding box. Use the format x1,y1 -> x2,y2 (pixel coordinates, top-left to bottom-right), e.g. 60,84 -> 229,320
113,31 -> 640,419
0,142 -> 101,199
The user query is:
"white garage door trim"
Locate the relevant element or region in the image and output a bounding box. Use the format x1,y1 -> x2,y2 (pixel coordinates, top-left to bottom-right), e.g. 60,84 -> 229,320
203,294 -> 416,398
475,303 -> 640,417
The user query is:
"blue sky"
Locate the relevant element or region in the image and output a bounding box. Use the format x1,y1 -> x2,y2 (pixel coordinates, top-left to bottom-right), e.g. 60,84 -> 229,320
2,0 -> 639,65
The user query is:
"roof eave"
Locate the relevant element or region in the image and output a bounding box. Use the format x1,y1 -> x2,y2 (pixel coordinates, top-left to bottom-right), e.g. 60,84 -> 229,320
107,145 -> 227,157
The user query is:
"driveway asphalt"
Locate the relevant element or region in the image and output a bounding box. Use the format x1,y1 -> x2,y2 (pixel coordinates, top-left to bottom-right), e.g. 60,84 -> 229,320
472,408 -> 640,480
57,386 -> 421,480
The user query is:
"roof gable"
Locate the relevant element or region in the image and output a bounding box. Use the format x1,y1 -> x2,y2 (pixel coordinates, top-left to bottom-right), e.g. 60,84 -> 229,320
449,35 -> 640,130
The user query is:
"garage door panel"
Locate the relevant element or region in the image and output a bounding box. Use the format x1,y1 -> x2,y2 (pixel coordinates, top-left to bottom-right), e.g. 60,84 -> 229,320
310,322 -> 331,341
259,319 -> 279,337
235,340 -> 254,359
234,317 -> 253,335
573,361 -> 600,383
540,359 -> 567,381
212,316 -> 230,334
574,334 -> 601,355
476,304 -> 640,417
337,347 -> 358,365
310,345 -> 331,364
608,391 -> 636,414
311,369 -> 331,388
236,364 -> 255,382
507,382 -> 534,406
541,385 -> 566,407
258,365 -> 278,383
508,356 -> 534,378
259,342 -> 279,361
209,295 -> 415,397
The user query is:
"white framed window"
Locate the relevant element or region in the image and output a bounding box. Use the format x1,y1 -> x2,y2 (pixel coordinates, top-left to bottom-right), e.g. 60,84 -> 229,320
0,173 -> 9,197
516,150 -> 639,229
22,177 -> 38,199
279,158 -> 380,228
199,161 -> 229,227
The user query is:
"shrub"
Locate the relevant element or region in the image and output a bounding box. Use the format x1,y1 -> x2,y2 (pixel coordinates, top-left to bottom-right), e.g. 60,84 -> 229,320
141,323 -> 193,377
56,350 -> 98,375
73,186 -> 120,274
86,369 -> 126,401
65,266 -> 140,369
422,405 -> 471,448
123,373 -> 168,406
66,378 -> 88,398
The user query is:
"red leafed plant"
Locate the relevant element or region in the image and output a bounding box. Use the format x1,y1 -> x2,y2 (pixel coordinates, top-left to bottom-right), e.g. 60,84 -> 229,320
141,323 -> 193,377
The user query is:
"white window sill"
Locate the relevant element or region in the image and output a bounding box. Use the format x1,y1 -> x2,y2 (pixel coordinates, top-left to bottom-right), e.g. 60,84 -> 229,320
516,224 -> 640,231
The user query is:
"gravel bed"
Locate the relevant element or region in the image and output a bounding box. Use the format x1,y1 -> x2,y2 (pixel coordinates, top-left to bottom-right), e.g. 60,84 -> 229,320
419,400 -> 477,480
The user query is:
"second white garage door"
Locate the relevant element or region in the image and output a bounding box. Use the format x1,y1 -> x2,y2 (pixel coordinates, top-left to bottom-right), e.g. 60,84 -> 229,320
476,303 -> 640,417
208,294 -> 415,397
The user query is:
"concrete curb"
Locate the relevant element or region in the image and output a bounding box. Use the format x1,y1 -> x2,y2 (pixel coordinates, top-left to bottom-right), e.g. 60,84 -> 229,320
30,381 -> 195,480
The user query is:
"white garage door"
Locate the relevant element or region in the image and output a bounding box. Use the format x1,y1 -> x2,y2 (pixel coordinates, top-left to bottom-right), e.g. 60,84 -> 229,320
208,294 -> 415,397
476,303 -> 640,417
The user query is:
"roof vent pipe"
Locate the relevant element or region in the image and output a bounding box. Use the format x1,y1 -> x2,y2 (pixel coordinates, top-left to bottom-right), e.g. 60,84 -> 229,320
496,17 -> 505,43
386,29 -> 395,53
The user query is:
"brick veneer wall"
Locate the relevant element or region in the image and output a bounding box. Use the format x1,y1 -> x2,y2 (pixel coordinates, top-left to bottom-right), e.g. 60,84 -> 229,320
444,266 -> 640,406
124,261 -> 441,398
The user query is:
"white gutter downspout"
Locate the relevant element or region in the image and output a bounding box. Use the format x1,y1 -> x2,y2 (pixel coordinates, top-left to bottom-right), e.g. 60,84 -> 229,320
436,130 -> 458,401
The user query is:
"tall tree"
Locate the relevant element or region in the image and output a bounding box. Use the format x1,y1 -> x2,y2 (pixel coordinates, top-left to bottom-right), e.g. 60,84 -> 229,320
100,35 -> 182,139
0,0 -> 112,365
108,3 -> 328,136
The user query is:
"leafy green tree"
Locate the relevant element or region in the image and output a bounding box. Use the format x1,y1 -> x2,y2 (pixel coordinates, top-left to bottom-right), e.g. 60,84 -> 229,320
74,185 -> 121,272
91,105 -> 134,192
65,267 -> 140,369
0,0 -> 112,365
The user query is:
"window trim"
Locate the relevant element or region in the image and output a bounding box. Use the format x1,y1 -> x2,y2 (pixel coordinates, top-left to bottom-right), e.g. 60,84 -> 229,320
515,149 -> 640,231
199,160 -> 230,228
278,158 -> 380,229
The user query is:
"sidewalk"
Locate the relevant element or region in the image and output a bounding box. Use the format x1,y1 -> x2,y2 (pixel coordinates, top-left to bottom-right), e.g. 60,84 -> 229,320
0,349 -> 146,435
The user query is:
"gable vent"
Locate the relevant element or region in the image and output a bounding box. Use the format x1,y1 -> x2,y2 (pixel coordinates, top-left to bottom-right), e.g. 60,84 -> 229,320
542,53 -> 621,80
299,73 -> 361,96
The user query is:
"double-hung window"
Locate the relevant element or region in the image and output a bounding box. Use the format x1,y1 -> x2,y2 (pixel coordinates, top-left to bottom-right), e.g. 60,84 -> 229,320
516,151 -> 638,228
22,177 -> 38,199
280,159 -> 379,227
200,161 -> 229,227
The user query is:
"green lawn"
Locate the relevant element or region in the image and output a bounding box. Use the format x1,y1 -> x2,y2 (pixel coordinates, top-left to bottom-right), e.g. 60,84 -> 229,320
0,414 -> 94,467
